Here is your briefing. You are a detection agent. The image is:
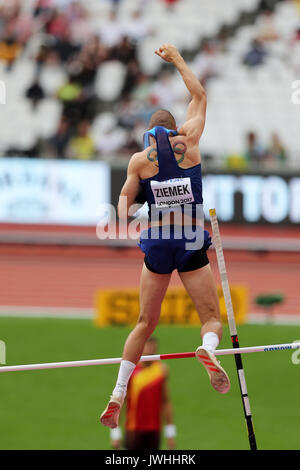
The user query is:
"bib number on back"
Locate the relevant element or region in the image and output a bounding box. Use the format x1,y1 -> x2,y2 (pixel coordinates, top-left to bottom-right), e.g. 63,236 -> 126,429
150,177 -> 194,208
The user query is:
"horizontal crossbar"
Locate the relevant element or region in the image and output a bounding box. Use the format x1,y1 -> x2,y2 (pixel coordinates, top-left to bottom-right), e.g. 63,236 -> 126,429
0,343 -> 299,373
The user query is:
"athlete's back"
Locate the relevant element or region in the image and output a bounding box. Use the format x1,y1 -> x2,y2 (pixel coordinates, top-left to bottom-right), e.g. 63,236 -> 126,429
135,132 -> 201,182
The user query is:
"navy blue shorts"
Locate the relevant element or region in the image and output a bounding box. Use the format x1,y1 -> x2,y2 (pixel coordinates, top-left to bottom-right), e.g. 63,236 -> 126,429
138,225 -> 212,275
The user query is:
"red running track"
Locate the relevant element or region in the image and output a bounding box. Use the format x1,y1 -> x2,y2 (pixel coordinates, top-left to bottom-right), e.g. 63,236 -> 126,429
0,243 -> 299,316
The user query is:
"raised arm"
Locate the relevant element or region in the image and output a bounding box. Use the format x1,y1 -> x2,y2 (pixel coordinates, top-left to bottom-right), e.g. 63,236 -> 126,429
155,44 -> 206,142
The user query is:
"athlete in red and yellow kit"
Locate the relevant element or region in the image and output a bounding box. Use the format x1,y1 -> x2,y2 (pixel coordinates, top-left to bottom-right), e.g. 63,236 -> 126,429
110,338 -> 176,450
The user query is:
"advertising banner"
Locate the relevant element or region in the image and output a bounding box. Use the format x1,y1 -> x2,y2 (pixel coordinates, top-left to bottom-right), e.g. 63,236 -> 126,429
111,168 -> 300,225
95,285 -> 248,326
0,158 -> 110,225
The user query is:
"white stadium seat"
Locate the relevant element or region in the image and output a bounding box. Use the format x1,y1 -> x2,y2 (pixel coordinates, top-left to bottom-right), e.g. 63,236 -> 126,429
95,61 -> 126,101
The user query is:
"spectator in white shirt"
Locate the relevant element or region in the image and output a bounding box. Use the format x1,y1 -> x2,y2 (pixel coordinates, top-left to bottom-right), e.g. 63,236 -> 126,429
123,10 -> 150,43
69,6 -> 94,45
100,11 -> 124,48
150,70 -> 177,108
193,41 -> 220,86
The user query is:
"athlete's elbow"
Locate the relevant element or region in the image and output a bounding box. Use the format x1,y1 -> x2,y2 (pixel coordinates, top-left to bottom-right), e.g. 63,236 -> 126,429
192,88 -> 206,103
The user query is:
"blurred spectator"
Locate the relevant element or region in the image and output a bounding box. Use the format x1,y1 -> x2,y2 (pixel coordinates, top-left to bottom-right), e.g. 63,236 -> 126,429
25,80 -> 46,109
65,1 -> 86,22
0,0 -> 296,164
215,27 -> 230,54
68,3 -> 94,45
51,28 -> 80,63
34,0 -> 54,18
131,73 -> 152,103
243,39 -> 267,67
294,0 -> 300,14
117,95 -> 140,130
0,34 -> 21,69
162,0 -> 179,12
0,0 -> 20,14
57,74 -> 82,102
193,41 -> 220,86
45,8 -> 69,40
244,131 -> 265,165
138,0 -> 151,11
69,36 -> 105,88
150,70 -> 177,108
258,0 -> 276,13
47,115 -> 71,158
67,119 -> 96,159
292,27 -> 300,42
289,27 -> 300,73
123,10 -> 150,43
110,0 -> 121,14
35,43 -> 58,70
256,10 -> 280,42
265,132 -> 287,166
226,154 -> 248,170
57,74 -> 83,125
137,95 -> 159,127
99,11 -> 124,48
110,36 -> 137,64
121,59 -> 141,97
3,3 -> 36,45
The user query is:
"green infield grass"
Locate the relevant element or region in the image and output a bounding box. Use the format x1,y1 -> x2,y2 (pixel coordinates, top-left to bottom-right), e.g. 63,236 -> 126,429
0,317 -> 299,450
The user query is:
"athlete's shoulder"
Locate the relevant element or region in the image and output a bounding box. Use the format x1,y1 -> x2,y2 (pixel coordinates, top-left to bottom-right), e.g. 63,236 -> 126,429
171,133 -> 201,164
127,150 -> 146,173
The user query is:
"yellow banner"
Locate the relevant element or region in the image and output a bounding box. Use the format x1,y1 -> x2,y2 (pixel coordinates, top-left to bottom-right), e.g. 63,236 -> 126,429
94,285 -> 247,327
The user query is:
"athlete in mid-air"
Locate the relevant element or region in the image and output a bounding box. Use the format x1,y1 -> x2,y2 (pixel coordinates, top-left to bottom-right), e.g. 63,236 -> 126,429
101,44 -> 230,429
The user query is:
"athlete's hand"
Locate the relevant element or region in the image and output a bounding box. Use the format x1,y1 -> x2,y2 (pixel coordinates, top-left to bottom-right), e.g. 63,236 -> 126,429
155,44 -> 181,64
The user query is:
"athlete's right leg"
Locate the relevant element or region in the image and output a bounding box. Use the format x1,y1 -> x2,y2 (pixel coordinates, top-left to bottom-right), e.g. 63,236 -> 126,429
100,264 -> 171,428
122,263 -> 171,364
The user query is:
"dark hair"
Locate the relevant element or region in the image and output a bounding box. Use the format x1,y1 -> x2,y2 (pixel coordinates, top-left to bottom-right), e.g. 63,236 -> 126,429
148,109 -> 176,130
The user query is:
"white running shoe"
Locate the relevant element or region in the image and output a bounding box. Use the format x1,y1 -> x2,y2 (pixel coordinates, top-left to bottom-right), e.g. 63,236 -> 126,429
195,346 -> 230,394
100,389 -> 125,428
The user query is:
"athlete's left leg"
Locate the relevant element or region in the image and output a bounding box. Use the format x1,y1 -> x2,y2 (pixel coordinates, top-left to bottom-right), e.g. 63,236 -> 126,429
179,264 -> 222,341
100,264 -> 171,428
178,264 -> 230,394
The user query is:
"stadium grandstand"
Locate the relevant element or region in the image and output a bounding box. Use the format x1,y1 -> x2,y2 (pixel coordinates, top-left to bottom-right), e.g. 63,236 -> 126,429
0,0 -> 299,165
